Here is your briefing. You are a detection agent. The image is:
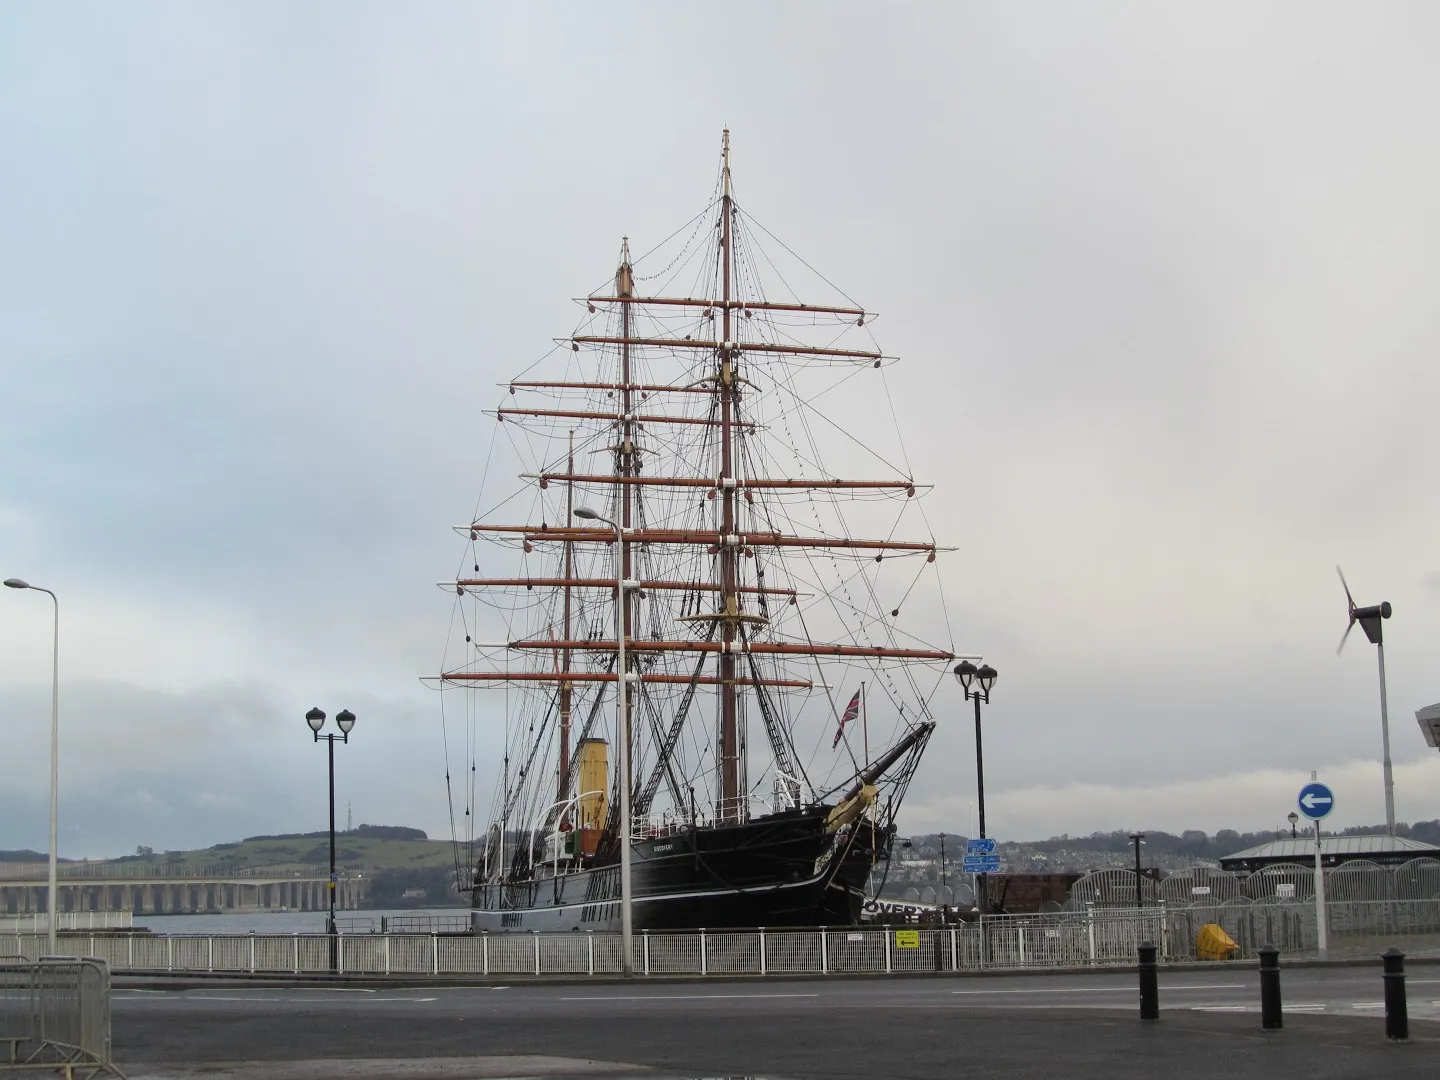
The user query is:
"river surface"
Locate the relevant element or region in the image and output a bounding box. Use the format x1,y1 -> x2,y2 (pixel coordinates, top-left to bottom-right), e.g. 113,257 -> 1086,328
135,908 -> 470,935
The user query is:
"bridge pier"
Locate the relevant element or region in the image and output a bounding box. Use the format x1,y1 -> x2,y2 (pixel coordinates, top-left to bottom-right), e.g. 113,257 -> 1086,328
0,872 -> 359,918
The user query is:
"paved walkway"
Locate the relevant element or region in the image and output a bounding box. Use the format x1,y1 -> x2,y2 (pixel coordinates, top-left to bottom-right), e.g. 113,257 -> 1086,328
117,969 -> 1439,1080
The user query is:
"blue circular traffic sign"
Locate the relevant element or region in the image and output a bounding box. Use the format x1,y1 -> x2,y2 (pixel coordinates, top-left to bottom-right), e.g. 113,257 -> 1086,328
1297,781 -> 1335,821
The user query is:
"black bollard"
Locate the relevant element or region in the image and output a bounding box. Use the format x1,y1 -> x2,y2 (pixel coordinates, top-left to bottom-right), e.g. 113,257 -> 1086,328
1138,941 -> 1159,1020
1258,944 -> 1282,1030
1382,947 -> 1408,1042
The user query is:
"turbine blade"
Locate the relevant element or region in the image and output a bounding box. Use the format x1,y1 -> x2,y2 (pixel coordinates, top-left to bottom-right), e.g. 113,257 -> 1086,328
1336,619 -> 1355,657
1336,565 -> 1356,612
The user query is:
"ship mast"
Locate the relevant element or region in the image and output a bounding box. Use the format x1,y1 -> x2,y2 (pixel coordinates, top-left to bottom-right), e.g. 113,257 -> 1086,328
717,128 -> 742,823
557,430 -> 574,809
616,239 -> 636,815
441,130 -> 958,847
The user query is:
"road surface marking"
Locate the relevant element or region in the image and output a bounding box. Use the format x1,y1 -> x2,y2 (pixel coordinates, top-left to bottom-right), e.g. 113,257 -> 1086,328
950,984 -> 1243,995
560,993 -> 819,1001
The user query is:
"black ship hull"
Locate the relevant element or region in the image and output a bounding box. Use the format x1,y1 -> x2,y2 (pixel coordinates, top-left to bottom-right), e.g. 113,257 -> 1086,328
471,806 -> 888,932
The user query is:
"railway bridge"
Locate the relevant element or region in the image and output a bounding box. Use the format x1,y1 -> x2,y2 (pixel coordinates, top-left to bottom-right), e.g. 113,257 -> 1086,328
0,863 -> 363,915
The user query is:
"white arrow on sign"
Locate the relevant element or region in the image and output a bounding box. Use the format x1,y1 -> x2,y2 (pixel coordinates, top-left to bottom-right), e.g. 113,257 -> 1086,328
1300,792 -> 1333,811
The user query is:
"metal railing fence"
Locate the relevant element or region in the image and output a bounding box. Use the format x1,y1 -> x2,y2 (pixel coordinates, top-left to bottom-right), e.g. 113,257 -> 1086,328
2,899 -> 1433,978
0,957 -> 118,1076
1069,857 -> 1440,909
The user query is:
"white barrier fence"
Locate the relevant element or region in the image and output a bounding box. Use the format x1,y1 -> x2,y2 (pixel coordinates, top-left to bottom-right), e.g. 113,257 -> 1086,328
3,900 -> 1436,977
0,957 -> 117,1076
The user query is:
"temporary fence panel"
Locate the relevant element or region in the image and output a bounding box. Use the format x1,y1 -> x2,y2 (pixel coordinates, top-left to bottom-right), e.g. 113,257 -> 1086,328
0,958 -> 115,1075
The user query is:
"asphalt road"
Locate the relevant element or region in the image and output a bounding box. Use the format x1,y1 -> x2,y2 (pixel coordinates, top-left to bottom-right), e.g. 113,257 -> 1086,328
116,967 -> 1439,1080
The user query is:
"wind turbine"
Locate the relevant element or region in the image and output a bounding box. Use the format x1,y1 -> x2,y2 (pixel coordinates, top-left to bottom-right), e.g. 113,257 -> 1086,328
1336,566 -> 1395,834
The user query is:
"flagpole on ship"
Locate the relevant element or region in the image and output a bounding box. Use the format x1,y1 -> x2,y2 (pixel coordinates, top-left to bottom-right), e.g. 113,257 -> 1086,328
863,681 -> 874,862
861,680 -> 868,769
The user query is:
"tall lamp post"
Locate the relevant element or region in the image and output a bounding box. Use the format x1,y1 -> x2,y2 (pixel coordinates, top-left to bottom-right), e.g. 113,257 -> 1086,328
574,506 -> 635,976
306,706 -> 355,944
5,578 -> 60,955
953,661 -> 997,913
1129,832 -> 1146,909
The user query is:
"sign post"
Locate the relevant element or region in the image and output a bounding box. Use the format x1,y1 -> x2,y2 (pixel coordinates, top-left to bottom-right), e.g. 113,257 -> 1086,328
962,837 -> 1000,876
1297,781 -> 1334,957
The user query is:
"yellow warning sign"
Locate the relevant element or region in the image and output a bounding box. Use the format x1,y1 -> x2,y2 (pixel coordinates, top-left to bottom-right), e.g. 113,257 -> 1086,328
894,929 -> 920,949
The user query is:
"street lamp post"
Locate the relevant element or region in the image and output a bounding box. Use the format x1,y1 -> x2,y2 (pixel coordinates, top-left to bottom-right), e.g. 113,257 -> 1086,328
5,578 -> 60,954
306,706 -> 356,955
574,506 -> 634,976
953,661 -> 997,914
1129,833 -> 1146,909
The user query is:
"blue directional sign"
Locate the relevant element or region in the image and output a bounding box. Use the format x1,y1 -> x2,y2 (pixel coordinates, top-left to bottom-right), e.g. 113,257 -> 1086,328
966,838 -> 996,856
962,855 -> 1001,873
1297,781 -> 1335,821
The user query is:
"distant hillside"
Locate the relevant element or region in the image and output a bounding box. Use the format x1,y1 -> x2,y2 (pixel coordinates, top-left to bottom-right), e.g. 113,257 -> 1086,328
111,824 -> 458,873
0,850 -> 72,863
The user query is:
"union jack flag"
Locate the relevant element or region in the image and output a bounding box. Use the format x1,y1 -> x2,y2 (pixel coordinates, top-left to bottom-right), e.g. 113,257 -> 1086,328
832,689 -> 861,749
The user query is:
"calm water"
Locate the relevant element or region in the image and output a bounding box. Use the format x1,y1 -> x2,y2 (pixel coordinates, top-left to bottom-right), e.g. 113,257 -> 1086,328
136,908 -> 470,935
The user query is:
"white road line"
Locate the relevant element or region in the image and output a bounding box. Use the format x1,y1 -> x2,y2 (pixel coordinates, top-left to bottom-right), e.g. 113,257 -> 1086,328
424,986 -> 509,991
950,984 -> 1243,996
559,993 -> 820,1001
1350,1002 -> 1385,1010
118,995 -> 441,1004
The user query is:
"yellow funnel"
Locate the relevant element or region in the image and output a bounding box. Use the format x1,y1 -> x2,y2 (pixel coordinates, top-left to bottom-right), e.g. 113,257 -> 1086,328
577,738 -> 608,829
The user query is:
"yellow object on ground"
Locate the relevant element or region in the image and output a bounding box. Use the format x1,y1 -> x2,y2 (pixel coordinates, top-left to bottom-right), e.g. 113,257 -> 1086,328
1195,923 -> 1239,960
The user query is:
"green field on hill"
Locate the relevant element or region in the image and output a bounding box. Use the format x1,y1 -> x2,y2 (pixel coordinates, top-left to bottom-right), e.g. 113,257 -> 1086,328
123,825 -> 465,873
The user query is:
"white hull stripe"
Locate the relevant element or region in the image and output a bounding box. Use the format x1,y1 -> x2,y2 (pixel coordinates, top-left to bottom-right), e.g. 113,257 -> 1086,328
473,869 -> 849,918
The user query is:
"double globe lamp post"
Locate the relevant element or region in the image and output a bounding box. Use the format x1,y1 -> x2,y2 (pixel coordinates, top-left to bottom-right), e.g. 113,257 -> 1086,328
953,660 -> 997,913
306,707 -> 356,942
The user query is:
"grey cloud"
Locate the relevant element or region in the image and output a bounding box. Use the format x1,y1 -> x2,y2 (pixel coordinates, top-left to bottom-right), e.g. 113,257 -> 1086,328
2,4 -> 1439,847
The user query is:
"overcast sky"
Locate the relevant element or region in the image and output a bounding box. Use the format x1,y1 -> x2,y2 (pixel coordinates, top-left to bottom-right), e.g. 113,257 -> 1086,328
3,2 -> 1439,858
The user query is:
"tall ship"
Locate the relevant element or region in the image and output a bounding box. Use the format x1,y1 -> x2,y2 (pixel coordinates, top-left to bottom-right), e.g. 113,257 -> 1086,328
435,132 -> 959,931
